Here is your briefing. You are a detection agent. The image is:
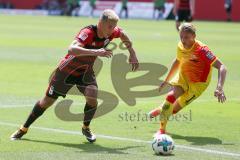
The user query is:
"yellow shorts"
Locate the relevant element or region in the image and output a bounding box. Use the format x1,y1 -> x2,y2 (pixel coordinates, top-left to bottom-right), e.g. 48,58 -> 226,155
170,73 -> 209,108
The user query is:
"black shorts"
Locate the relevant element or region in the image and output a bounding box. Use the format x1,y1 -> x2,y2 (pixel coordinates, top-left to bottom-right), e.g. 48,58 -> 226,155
176,9 -> 192,22
46,68 -> 98,99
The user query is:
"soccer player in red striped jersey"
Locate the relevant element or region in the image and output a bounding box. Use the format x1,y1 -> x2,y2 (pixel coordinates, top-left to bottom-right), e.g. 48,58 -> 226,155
174,0 -> 195,31
10,9 -> 139,142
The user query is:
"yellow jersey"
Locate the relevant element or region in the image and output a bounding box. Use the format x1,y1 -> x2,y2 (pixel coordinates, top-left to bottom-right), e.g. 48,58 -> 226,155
176,40 -> 217,83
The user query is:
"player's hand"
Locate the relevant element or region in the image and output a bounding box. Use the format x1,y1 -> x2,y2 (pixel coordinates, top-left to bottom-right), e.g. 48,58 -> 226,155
159,81 -> 168,92
214,88 -> 226,103
95,48 -> 113,58
129,54 -> 139,71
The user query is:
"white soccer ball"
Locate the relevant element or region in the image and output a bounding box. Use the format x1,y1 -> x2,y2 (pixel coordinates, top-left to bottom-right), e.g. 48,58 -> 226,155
152,134 -> 175,155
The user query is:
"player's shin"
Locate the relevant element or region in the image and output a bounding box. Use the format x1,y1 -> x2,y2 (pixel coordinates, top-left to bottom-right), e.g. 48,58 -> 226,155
83,103 -> 97,128
23,101 -> 46,129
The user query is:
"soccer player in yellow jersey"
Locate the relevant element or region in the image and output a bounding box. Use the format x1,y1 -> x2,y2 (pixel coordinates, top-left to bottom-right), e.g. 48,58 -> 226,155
148,23 -> 227,135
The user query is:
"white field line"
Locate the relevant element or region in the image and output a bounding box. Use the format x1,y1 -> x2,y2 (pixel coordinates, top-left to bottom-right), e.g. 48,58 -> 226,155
0,121 -> 240,158
0,98 -> 239,108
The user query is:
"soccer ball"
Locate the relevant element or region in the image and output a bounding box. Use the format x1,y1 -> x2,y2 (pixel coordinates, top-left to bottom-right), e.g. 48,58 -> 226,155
152,134 -> 175,155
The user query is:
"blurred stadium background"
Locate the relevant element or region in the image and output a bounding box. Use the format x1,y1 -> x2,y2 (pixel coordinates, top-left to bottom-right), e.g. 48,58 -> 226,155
0,0 -> 239,21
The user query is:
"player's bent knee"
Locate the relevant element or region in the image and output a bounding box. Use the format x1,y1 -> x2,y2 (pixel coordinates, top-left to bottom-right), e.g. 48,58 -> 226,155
39,96 -> 56,108
172,86 -> 184,98
166,93 -> 176,104
84,85 -> 98,98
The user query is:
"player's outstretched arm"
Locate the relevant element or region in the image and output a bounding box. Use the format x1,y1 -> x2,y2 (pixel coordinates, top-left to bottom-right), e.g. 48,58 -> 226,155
119,31 -> 139,71
212,59 -> 227,103
68,40 -> 113,58
159,58 -> 180,92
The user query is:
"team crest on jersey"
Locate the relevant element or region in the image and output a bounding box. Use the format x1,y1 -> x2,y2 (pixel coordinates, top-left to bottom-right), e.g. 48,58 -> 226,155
78,32 -> 88,41
104,39 -> 110,46
206,51 -> 214,60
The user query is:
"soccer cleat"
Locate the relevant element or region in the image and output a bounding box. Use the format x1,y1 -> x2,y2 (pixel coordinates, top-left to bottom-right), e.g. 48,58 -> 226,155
153,129 -> 166,138
148,108 -> 161,118
10,127 -> 28,140
82,127 -> 96,143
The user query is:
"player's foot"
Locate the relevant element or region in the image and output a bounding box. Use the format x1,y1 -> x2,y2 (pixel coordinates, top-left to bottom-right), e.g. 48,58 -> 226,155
153,129 -> 166,137
82,127 -> 96,143
10,126 -> 28,140
148,108 -> 161,118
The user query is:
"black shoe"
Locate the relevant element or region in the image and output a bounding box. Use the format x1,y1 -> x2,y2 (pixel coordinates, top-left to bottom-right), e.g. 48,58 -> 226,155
82,127 -> 96,143
10,128 -> 27,140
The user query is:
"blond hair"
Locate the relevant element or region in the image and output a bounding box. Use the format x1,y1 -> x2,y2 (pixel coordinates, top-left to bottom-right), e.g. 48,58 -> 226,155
179,23 -> 196,34
100,9 -> 119,23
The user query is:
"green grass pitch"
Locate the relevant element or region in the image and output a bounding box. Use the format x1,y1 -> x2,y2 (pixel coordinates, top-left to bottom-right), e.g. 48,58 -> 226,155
0,15 -> 240,160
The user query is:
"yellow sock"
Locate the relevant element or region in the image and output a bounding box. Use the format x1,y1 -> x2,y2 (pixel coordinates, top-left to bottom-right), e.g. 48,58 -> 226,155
159,100 -> 174,131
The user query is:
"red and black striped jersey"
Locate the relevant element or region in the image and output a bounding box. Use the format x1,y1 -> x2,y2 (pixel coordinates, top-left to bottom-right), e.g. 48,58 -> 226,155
58,25 -> 122,73
75,25 -> 122,49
